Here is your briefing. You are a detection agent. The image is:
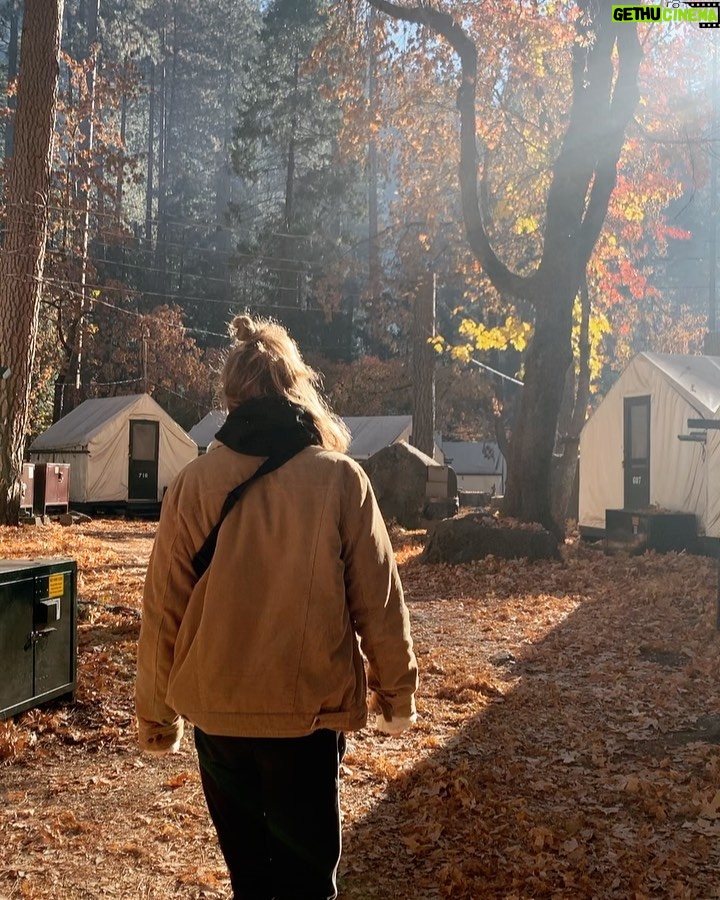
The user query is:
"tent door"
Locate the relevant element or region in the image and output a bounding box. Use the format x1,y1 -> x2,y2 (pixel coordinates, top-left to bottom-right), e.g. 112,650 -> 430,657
623,396 -> 650,509
128,420 -> 159,501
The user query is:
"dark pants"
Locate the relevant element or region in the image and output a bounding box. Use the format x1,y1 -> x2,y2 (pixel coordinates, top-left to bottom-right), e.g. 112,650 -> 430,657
194,727 -> 345,900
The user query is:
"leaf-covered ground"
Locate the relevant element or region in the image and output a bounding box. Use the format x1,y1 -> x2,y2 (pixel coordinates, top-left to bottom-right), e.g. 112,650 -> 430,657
1,520 -> 720,899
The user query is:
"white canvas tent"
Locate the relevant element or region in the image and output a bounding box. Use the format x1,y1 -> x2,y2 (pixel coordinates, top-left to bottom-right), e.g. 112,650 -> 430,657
30,394 -> 197,508
440,440 -> 506,494
579,352 -> 720,538
342,416 -> 444,462
188,409 -> 227,453
342,415 -> 413,460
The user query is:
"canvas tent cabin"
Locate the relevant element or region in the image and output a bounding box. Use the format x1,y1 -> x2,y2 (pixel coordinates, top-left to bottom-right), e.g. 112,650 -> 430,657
188,409 -> 227,454
29,394 -> 197,514
342,415 -> 443,462
342,415 -> 413,461
440,440 -> 506,494
579,352 -> 720,541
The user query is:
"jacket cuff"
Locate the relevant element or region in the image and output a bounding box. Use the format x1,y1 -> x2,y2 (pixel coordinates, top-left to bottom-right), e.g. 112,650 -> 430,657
369,693 -> 416,721
375,713 -> 416,735
137,716 -> 184,753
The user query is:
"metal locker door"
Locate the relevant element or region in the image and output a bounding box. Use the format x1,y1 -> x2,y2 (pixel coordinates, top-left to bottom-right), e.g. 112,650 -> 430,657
0,577 -> 34,712
33,568 -> 75,701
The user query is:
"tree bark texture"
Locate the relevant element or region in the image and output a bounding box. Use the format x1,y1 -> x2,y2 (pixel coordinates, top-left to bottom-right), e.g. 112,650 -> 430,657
367,0 -> 641,531
0,0 -> 64,524
551,272 -> 592,527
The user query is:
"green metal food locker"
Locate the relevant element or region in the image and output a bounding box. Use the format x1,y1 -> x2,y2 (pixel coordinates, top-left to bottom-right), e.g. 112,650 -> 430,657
0,558 -> 77,719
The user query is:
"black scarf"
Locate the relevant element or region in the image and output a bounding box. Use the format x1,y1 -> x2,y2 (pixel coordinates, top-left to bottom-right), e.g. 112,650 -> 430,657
215,396 -> 321,457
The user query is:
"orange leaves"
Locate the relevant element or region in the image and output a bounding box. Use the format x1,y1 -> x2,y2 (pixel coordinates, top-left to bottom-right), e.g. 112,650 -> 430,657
163,771 -> 196,791
0,720 -> 35,762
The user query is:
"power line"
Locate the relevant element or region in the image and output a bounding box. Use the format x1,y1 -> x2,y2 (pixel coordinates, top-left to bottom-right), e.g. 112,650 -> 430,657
469,358 -> 524,386
41,277 -> 232,339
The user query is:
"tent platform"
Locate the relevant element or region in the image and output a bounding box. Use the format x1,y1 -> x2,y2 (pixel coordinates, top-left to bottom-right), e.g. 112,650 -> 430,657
69,501 -> 162,521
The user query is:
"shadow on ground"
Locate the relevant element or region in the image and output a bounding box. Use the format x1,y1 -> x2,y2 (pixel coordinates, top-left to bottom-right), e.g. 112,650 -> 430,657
339,549 -> 720,899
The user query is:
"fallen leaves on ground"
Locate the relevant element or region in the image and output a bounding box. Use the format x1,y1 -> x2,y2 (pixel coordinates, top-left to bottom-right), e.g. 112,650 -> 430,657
1,521 -> 720,898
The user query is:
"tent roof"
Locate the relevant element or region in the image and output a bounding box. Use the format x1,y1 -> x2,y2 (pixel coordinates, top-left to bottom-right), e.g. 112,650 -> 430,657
440,440 -> 504,475
639,352 -> 720,418
342,415 -> 412,459
188,409 -> 227,449
30,394 -> 184,452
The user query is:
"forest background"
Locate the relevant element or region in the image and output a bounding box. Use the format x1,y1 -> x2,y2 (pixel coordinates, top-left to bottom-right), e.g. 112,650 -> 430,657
0,0 -> 714,478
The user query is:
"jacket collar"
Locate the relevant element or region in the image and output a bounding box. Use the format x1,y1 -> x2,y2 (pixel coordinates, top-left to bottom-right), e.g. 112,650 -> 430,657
215,396 -> 320,457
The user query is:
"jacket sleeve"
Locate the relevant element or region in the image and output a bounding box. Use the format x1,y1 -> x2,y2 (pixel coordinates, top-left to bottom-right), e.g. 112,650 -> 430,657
341,465 -> 418,723
135,477 -> 197,752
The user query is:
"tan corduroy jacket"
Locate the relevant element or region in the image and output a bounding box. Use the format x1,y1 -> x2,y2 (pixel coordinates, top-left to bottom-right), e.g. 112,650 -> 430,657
135,443 -> 418,752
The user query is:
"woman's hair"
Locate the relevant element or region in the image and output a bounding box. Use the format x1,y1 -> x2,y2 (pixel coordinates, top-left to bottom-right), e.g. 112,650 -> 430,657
220,314 -> 351,454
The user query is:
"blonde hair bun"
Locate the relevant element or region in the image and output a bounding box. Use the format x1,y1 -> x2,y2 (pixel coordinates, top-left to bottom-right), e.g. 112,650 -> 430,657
230,314 -> 257,343
219,312 -> 350,453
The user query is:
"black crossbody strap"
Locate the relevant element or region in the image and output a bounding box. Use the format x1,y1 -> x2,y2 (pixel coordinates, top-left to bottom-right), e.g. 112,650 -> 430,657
191,446 -> 301,578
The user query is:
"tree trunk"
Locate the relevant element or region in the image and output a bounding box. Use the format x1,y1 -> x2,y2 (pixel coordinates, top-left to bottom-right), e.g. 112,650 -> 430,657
411,272 -> 436,458
0,0 -> 64,524
366,0 -> 641,533
551,272 -> 592,528
72,0 -> 100,403
503,294 -> 573,532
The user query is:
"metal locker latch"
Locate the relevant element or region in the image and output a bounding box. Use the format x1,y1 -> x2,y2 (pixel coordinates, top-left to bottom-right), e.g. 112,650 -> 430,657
24,627 -> 57,651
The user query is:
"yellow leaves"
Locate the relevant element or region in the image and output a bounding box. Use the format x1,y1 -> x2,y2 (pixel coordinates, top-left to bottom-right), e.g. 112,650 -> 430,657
514,215 -> 540,235
623,200 -> 646,222
430,335 -> 446,355
500,315 -> 533,352
571,296 -> 610,391
450,344 -> 472,364
589,311 -> 611,343
435,313 -> 534,366
457,314 -> 533,353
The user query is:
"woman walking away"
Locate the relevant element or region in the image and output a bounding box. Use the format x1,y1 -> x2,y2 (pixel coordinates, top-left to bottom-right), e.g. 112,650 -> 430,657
135,314 -> 418,900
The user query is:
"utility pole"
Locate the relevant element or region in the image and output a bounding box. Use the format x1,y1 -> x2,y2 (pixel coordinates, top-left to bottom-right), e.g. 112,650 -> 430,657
74,0 -> 100,395
411,272 -> 436,458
